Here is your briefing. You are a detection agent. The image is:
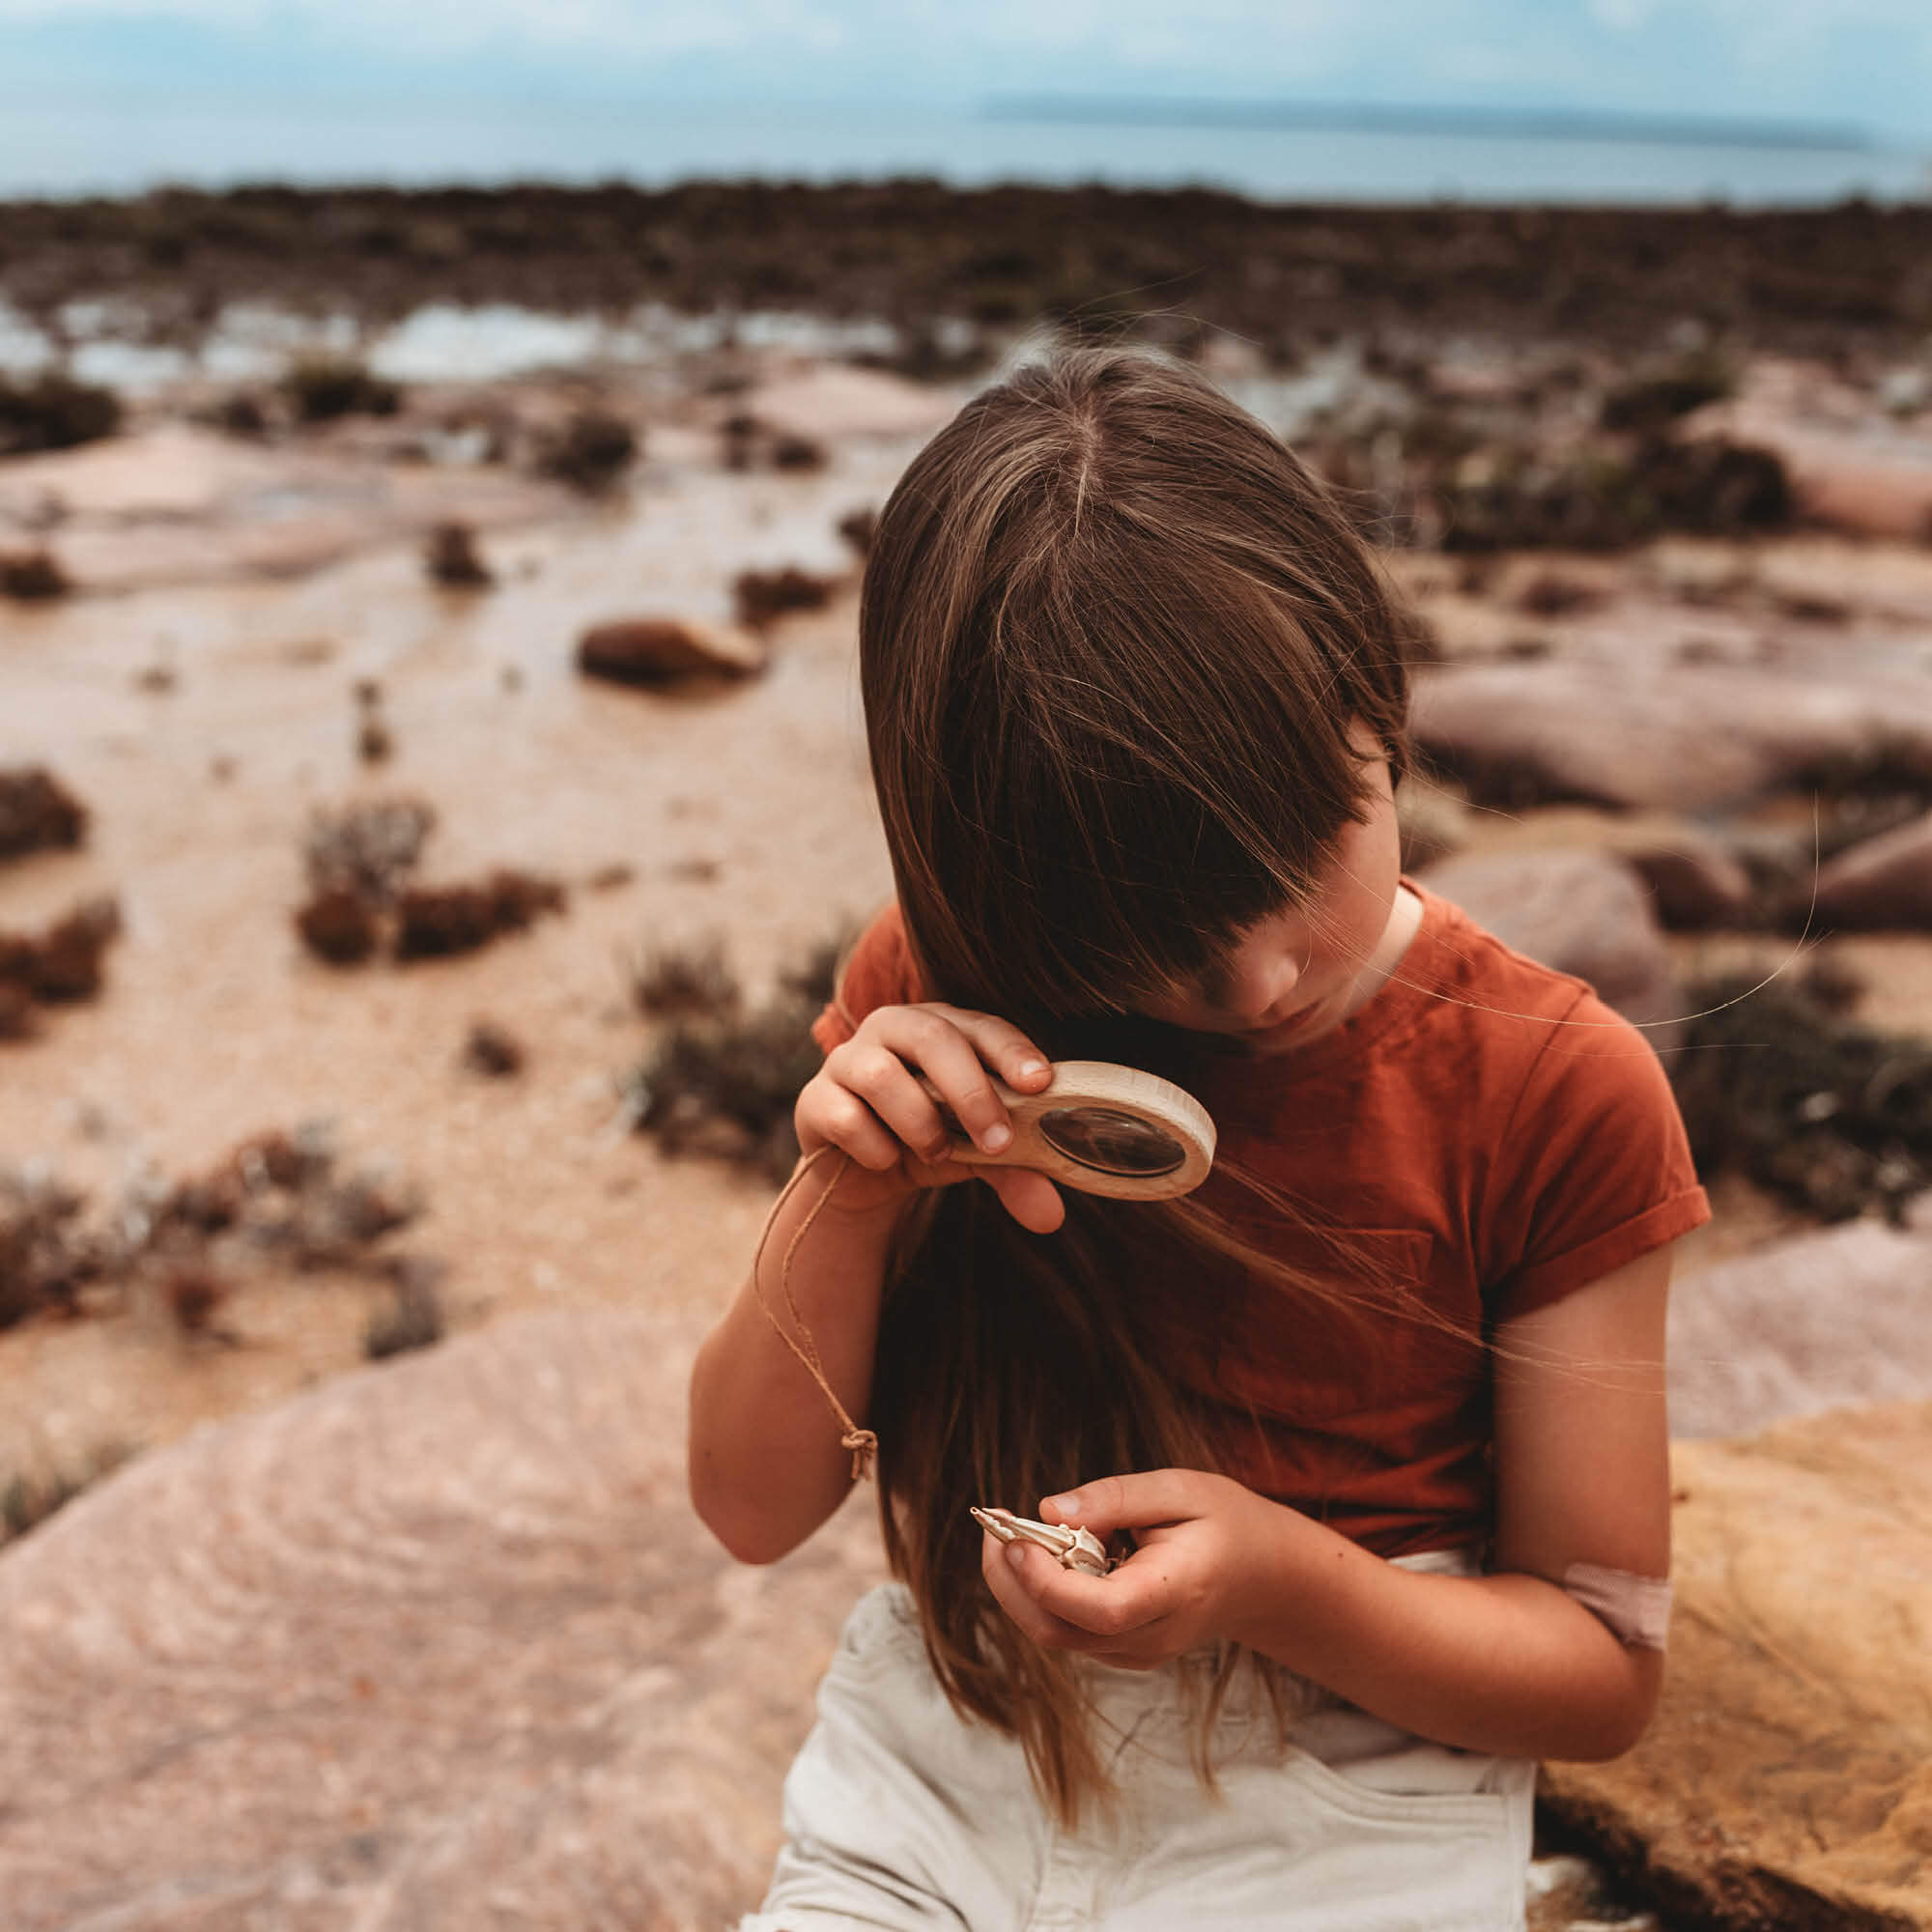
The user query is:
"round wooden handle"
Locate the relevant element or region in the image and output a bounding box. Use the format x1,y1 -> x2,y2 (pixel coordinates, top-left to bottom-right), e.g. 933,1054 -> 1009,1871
923,1059 -> 1216,1201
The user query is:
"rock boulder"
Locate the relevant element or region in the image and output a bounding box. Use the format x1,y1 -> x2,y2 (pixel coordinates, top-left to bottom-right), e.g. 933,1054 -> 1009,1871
1542,1401 -> 1932,1930
576,615 -> 770,687
1812,811 -> 1932,930
0,1304 -> 887,1931
1412,661 -> 1932,815
1669,1216 -> 1932,1439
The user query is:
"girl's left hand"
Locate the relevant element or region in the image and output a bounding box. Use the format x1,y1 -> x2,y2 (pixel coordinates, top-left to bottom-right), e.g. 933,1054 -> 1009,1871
980,1469 -> 1285,1670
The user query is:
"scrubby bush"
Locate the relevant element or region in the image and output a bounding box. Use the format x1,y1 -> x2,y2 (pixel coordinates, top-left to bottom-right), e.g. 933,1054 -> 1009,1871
0,373 -> 120,455
624,937 -> 841,1182
284,357 -> 401,422
536,409 -> 637,493
0,767 -> 88,861
0,549 -> 71,599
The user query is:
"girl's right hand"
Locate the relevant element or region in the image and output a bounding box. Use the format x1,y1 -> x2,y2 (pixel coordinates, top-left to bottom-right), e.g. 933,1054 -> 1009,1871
795,1003 -> 1065,1233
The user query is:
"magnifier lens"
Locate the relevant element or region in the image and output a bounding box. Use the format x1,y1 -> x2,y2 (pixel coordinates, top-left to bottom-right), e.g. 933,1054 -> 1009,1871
1037,1105 -> 1185,1178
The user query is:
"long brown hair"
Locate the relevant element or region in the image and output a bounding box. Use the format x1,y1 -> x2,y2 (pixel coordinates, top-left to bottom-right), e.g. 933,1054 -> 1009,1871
858,345 -> 1425,1822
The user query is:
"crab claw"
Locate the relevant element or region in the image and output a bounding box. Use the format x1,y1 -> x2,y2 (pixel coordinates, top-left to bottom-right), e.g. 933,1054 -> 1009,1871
970,1505 -> 1113,1577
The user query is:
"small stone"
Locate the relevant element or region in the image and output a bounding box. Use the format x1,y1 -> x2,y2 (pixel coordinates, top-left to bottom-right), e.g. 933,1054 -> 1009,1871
576,617 -> 767,688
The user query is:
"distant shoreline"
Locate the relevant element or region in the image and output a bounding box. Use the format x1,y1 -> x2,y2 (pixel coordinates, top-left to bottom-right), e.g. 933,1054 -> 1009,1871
3,182 -> 1929,367
983,97 -> 1875,156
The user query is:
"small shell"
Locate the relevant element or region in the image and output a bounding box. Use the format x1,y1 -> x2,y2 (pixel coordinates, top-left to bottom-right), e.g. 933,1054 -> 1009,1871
970,1505 -> 1113,1577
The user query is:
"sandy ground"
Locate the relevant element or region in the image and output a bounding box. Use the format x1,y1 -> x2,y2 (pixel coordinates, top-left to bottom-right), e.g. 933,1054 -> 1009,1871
0,427 -> 921,1490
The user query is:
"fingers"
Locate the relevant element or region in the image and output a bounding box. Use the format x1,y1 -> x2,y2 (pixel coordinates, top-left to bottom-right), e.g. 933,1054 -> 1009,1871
857,1009 -> 1030,1153
800,1006 -> 1057,1230
981,1534 -> 1170,1659
981,1167 -> 1065,1234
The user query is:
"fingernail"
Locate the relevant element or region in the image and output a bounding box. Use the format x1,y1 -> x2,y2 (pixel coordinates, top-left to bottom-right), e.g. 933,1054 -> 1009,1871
1044,1492 -> 1079,1519
981,1123 -> 1011,1151
1018,1058 -> 1047,1078
1006,1542 -> 1028,1570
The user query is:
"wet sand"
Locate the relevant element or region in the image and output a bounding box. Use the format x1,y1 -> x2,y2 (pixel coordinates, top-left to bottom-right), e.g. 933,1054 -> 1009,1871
0,418 -> 922,1488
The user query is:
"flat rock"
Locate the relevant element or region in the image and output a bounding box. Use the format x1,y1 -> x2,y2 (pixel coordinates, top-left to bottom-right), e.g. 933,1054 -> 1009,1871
0,1304 -> 887,1931
1812,810 -> 1932,929
1416,847 -> 1684,1045
1417,803 -> 1758,931
1542,1400 -> 1932,1931
1620,824 -> 1756,930
733,364 -> 958,442
0,425 -> 575,590
1412,660 -> 1932,815
577,614 -> 769,686
1669,1215 -> 1932,1439
1691,359 -> 1932,542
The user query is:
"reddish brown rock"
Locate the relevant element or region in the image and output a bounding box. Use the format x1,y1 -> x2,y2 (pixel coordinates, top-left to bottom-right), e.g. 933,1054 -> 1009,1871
296,884 -> 381,965
576,615 -> 768,687
732,565 -> 841,633
1621,826 -> 1757,930
423,519 -> 493,588
0,547 -> 70,599
1810,810 -> 1932,929
391,868 -> 565,959
17,895 -> 121,1001
1542,1401 -> 1932,1931
0,895 -> 122,1018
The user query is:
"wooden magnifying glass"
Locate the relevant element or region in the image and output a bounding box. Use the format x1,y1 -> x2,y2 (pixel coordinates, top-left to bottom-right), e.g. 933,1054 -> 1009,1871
921,1060 -> 1215,1201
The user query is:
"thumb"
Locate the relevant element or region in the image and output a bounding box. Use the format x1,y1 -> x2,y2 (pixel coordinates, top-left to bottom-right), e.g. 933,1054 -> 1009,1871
1039,1469 -> 1207,1536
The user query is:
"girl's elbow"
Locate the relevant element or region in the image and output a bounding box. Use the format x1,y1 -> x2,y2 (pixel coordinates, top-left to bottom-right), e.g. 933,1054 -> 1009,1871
1554,1706 -> 1652,1763
687,1463 -> 802,1567
1549,1656 -> 1664,1763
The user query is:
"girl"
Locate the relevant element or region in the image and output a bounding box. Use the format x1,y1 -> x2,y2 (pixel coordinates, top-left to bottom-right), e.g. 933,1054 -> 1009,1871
689,347 -> 1707,1931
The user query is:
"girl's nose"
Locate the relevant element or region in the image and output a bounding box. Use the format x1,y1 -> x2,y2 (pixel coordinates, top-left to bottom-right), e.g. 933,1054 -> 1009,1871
1228,948 -> 1299,1024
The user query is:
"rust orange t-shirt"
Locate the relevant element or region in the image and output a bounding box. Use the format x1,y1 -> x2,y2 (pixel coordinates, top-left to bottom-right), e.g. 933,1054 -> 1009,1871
811,885 -> 1710,1557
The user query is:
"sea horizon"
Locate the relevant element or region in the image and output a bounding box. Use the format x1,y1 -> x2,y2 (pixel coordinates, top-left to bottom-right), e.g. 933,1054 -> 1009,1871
4,93 -> 1928,209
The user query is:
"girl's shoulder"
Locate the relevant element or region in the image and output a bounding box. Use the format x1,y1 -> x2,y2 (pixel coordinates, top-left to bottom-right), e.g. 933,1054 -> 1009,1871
1406,882 -> 1680,1116
1410,885 -> 1605,1021
1402,891 -> 1710,1311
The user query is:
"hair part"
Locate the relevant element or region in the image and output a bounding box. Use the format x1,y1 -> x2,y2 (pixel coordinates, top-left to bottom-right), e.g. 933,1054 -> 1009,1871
860,343 -> 1417,1032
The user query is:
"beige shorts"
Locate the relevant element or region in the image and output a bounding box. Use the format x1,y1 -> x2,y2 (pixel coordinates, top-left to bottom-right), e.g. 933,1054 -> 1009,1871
743,1559 -> 1535,1931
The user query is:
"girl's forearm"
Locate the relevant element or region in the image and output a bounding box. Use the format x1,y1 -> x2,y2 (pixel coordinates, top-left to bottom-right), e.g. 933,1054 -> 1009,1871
686,1164 -> 905,1564
1233,1515 -> 1663,1762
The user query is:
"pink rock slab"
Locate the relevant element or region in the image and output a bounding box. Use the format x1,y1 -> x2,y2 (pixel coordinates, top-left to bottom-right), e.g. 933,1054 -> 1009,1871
1669,1215 -> 1932,1439
734,363 -> 959,442
0,1304 -> 887,1931
1413,659 -> 1932,815
0,426 -> 578,590
1690,360 -> 1932,543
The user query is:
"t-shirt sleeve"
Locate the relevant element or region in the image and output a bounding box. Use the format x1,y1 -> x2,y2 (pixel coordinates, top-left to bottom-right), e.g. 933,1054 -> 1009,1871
810,902 -> 924,1055
1485,988 -> 1710,1322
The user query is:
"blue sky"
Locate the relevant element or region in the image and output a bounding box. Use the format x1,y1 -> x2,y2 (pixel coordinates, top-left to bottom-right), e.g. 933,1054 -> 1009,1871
0,0 -> 1925,141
